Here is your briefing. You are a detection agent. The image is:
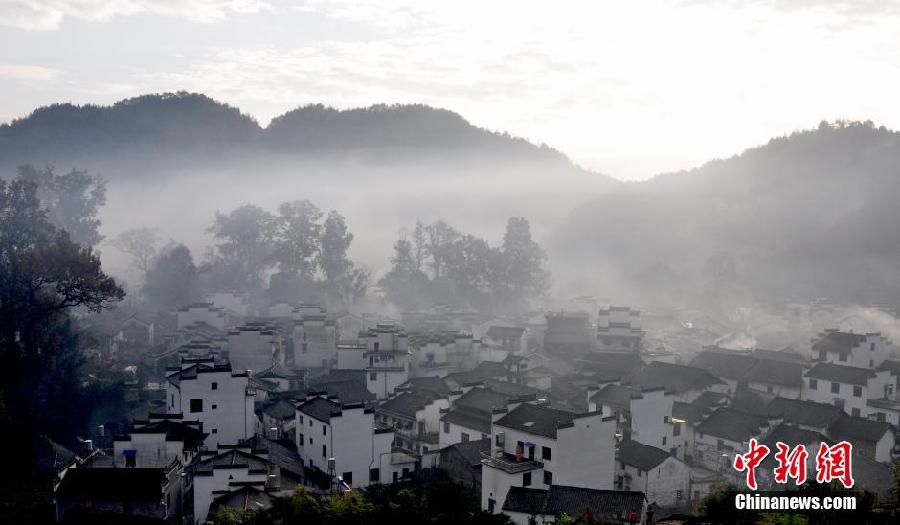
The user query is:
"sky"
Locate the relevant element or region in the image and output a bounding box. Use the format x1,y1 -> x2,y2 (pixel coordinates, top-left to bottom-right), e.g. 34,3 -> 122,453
1,1 -> 900,180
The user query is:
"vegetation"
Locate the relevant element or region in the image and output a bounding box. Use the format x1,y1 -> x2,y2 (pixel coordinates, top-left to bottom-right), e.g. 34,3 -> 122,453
207,476 -> 512,525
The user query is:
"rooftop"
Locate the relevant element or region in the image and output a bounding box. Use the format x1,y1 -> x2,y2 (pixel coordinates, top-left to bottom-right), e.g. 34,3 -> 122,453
812,331 -> 868,356
617,439 -> 674,471
628,361 -> 725,395
502,485 -> 646,521
804,362 -> 875,386
494,403 -> 577,439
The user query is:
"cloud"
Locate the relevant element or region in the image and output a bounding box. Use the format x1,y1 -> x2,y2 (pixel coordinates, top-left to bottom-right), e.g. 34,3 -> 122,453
0,0 -> 271,31
0,62 -> 63,82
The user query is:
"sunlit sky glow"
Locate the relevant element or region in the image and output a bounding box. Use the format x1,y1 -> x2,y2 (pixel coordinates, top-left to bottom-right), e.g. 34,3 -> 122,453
1,0 -> 899,180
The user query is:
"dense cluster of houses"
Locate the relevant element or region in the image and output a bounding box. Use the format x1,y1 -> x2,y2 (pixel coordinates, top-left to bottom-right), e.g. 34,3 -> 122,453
49,294 -> 900,524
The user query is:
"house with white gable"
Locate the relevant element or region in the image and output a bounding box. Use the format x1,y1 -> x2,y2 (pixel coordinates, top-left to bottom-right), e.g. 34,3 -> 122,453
293,307 -> 338,369
165,358 -> 256,448
481,402 -> 616,516
227,322 -> 284,375
361,324 -> 412,399
295,394 -> 415,489
596,306 -> 644,353
589,384 -> 674,450
377,390 -> 450,461
206,291 -> 250,317
616,439 -> 691,508
811,330 -> 894,369
627,361 -> 729,402
177,303 -> 227,331
191,445 -> 270,525
802,362 -> 894,417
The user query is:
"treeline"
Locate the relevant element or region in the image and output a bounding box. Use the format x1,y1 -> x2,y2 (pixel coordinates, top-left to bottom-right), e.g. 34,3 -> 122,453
379,218 -> 549,312
207,477 -> 511,525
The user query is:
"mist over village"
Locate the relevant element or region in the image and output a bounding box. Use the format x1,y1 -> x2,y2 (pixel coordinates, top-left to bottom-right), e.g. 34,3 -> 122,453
3,2 -> 900,525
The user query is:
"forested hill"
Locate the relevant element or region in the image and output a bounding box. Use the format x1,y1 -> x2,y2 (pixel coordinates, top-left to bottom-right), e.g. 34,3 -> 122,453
549,121 -> 900,307
0,92 -> 593,179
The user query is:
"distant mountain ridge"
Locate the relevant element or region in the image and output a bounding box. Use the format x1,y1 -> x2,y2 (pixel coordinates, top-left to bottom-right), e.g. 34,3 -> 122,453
549,121 -> 900,306
0,92 -> 590,177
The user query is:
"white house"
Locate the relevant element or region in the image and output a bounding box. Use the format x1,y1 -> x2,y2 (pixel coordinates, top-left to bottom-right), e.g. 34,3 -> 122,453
501,485 -> 648,525
589,385 -> 674,450
227,322 -> 284,375
483,326 -> 528,356
361,324 -> 411,399
295,394 -> 412,488
616,439 -> 690,508
177,303 -> 227,331
811,330 -> 894,369
692,407 -> 770,477
596,306 -> 644,352
112,415 -> 205,467
481,403 -> 616,516
293,311 -> 338,369
206,291 -> 250,317
165,358 -> 256,448
377,391 -> 450,459
802,362 -> 894,418
191,446 -> 270,525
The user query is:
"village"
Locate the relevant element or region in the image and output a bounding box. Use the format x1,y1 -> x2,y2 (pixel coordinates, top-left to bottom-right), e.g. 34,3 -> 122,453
45,294 -> 900,524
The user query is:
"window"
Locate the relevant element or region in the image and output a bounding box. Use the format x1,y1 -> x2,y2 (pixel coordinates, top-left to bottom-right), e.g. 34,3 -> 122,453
299,415 -> 304,424
322,445 -> 326,457
876,412 -> 886,422
299,433 -> 304,445
374,342 -> 380,351
809,379 -> 818,390
461,432 -> 470,442
302,343 -> 308,353
853,386 -> 862,397
211,382 -> 218,390
869,360 -> 874,368
212,404 -> 217,410
369,468 -> 380,482
309,437 -> 313,445
543,471 -> 552,485
310,420 -> 313,427
170,395 -> 174,407
370,372 -> 377,381
542,446 -> 552,461
870,342 -> 876,351
190,399 -> 203,413
851,408 -> 860,417
522,472 -> 532,487
839,354 -> 847,362
819,350 -> 826,360
488,499 -> 495,513
443,422 -> 450,433
831,382 -> 840,394
673,423 -> 681,436
662,436 -> 667,446
767,386 -> 774,394
323,425 -> 327,435
212,428 -> 217,434
716,439 -> 724,451
663,416 -> 670,424
342,472 -> 353,486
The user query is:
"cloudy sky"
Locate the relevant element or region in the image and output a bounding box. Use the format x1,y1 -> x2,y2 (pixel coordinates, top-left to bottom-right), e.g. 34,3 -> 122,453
1,1 -> 899,180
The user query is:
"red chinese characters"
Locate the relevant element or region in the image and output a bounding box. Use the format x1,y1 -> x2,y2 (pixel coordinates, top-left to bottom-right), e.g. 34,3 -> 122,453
732,438 -> 770,490
773,442 -> 808,485
815,441 -> 854,489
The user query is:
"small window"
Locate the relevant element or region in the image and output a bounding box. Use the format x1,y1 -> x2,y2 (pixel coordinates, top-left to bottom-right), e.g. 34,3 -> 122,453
370,372 -> 377,381
369,468 -> 380,482
190,399 -> 203,413
522,472 -> 532,487
809,379 -> 818,390
662,436 -> 667,446
443,422 -> 450,433
542,446 -> 552,461
322,445 -> 326,457
212,404 -> 217,410
543,471 -> 552,485
461,432 -> 469,442
673,423 -> 681,436
488,499 -> 495,513
310,420 -> 313,427
839,354 -> 847,362
309,437 -> 313,445
374,341 -> 380,351
876,412 -> 886,422
831,382 -> 840,394
870,342 -> 876,351
323,425 -> 327,435
212,428 -> 217,434
767,386 -> 774,394
851,408 -> 860,417
869,360 -> 874,368
342,471 -> 353,486
716,439 -> 724,451
299,433 -> 304,445
853,386 -> 862,397
211,382 -> 218,390
299,415 -> 304,424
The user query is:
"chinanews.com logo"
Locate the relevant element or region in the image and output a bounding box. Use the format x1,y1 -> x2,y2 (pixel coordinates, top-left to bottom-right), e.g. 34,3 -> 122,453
731,438 -> 857,511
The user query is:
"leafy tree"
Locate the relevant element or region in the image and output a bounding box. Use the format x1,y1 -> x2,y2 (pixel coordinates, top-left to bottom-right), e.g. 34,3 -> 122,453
142,243 -> 199,311
273,200 -> 322,279
496,217 -> 548,308
379,238 -> 430,309
15,164 -> 107,247
319,211 -> 367,306
107,227 -> 161,275
207,204 -> 275,290
424,220 -> 460,279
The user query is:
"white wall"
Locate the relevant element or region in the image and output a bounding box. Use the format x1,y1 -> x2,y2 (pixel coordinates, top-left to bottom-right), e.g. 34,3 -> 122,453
193,467 -> 266,524
630,390 -> 674,450
168,369 -> 256,448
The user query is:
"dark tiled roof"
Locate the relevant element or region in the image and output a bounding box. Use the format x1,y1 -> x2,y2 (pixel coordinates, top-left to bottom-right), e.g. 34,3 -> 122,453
628,362 -> 725,395
309,369 -> 366,385
590,384 -> 638,410
481,378 -> 544,399
618,440 -> 673,471
766,397 -> 844,430
307,379 -> 375,404
447,361 -> 509,385
875,359 -> 900,375
486,326 -> 526,339
379,392 -> 435,419
495,403 -> 576,439
56,468 -> 165,500
442,438 -> 490,466
576,352 -> 645,379
255,364 -> 303,380
130,419 -> 206,446
298,397 -> 341,423
744,360 -> 804,387
441,407 -> 491,434
503,485 -> 646,521
209,485 -> 272,513
827,415 -> 892,444
399,376 -> 451,397
804,363 -> 875,386
812,331 -> 866,356
761,424 -> 828,449
195,449 -> 268,474
261,399 -> 296,421
455,387 -> 510,412
690,348 -> 757,381
695,407 -> 768,443
753,348 -> 809,365
851,451 -> 893,495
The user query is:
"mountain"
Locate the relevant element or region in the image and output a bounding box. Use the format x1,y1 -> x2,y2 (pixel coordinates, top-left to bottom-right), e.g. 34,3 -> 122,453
0,92 -> 591,177
548,121 -> 900,307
